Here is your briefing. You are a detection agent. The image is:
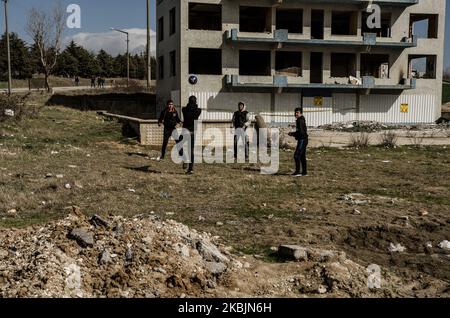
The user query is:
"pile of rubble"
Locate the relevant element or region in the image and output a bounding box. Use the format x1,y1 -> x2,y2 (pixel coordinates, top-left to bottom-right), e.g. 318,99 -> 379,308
319,121 -> 388,132
319,121 -> 450,132
0,208 -> 236,298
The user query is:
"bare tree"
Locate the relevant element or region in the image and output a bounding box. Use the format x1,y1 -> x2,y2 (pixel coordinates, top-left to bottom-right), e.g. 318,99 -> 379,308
26,2 -> 65,92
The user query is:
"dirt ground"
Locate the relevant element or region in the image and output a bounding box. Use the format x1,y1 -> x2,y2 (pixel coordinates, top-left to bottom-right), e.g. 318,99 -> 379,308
1,106 -> 449,297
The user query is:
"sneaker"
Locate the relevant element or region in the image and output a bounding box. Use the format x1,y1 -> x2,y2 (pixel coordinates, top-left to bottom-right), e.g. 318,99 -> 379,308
185,170 -> 194,175
291,172 -> 302,177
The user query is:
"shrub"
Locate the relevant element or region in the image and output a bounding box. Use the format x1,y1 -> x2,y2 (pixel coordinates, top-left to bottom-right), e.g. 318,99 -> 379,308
408,132 -> 425,148
0,93 -> 37,122
348,132 -> 371,148
379,131 -> 398,148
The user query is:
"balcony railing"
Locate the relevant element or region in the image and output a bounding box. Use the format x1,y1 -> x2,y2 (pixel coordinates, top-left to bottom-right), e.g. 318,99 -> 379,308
271,0 -> 418,6
225,74 -> 416,91
226,29 -> 417,49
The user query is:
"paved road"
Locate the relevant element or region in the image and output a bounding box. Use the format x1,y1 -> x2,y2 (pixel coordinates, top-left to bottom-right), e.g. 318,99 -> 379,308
1,86 -> 112,93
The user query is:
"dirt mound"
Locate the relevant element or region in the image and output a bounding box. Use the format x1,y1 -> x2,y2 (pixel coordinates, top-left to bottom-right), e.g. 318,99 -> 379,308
0,208 -> 236,298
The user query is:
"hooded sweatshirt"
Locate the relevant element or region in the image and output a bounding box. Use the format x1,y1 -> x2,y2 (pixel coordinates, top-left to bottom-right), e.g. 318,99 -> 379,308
232,104 -> 250,129
182,100 -> 202,132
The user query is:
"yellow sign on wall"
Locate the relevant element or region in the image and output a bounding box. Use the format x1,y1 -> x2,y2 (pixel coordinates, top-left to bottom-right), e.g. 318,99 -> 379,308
314,96 -> 323,107
400,103 -> 409,113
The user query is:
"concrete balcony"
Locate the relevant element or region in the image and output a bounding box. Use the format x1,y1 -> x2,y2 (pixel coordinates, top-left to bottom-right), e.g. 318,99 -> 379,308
226,29 -> 417,49
272,0 -> 418,6
225,74 -> 416,91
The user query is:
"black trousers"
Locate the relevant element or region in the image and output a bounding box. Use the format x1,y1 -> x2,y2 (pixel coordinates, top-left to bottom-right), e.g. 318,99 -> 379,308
161,127 -> 181,159
294,138 -> 308,175
177,131 -> 195,170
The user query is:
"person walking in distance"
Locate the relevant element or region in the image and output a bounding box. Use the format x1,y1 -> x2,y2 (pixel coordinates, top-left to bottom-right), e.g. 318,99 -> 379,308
182,96 -> 202,174
289,108 -> 309,177
231,102 -> 251,160
158,100 -> 182,161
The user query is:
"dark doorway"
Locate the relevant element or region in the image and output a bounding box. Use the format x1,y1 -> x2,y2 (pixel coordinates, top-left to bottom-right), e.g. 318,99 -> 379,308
310,52 -> 323,83
311,10 -> 324,39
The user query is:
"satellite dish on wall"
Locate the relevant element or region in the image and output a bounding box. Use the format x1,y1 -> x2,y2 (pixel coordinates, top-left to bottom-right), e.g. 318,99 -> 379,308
188,75 -> 198,85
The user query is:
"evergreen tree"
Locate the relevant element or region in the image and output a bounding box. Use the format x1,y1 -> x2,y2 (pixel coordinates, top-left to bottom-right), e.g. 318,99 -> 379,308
0,32 -> 32,80
97,50 -> 114,77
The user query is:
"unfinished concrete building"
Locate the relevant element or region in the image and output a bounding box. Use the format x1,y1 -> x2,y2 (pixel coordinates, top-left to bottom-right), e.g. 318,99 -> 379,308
156,0 -> 446,126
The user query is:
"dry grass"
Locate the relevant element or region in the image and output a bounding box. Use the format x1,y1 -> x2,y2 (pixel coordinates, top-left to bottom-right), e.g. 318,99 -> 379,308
1,106 -> 449,283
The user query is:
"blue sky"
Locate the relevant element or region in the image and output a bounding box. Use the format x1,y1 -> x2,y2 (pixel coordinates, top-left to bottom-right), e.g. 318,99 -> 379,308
1,0 -> 450,69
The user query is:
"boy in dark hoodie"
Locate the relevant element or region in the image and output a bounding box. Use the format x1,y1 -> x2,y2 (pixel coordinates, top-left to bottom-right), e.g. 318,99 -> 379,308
158,100 -> 182,160
288,108 -> 308,177
231,102 -> 251,159
182,96 -> 202,174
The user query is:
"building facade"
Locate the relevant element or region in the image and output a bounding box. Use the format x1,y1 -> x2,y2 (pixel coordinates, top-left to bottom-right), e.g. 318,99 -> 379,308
156,0 -> 446,126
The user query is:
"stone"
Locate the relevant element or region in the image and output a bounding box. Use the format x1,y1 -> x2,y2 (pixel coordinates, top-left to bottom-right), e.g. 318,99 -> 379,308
64,183 -> 72,190
69,228 -> 94,248
205,262 -> 227,275
90,214 -> 109,228
196,240 -> 229,263
56,174 -> 64,179
125,245 -> 133,262
7,209 -> 17,215
278,245 -> 308,261
308,248 -> 346,263
154,267 -> 167,274
317,285 -> 328,294
389,243 -> 406,253
99,250 -> 111,265
438,240 -> 450,250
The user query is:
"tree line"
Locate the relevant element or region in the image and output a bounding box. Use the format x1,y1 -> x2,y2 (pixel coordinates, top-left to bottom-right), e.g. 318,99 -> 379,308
0,33 -> 156,82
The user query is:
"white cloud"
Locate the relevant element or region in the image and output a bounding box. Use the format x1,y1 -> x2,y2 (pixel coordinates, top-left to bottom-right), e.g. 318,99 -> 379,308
63,28 -> 156,56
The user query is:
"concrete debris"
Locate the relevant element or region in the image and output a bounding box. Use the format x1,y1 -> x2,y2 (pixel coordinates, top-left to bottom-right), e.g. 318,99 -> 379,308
341,193 -> 370,206
99,250 -> 112,265
4,109 -> 15,117
278,245 -> 308,261
69,228 -> 95,248
205,262 -> 227,276
0,210 -> 234,297
196,241 -> 230,263
319,121 -> 387,132
278,245 -> 346,263
438,241 -> 450,250
90,214 -> 109,228
389,243 -> 406,253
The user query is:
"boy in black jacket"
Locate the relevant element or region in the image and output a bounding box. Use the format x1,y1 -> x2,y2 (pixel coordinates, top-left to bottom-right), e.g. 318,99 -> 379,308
288,108 -> 308,177
158,100 -> 182,160
182,96 -> 202,174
